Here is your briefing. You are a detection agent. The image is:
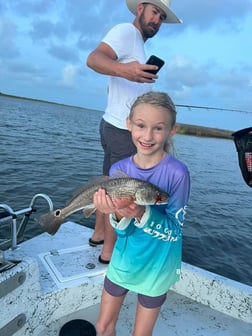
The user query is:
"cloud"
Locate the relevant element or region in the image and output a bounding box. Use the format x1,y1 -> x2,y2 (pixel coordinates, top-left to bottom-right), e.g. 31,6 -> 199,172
60,64 -> 78,88
62,0 -> 131,53
0,2 -> 7,13
157,52 -> 252,112
77,34 -> 95,51
0,18 -> 19,58
30,19 -> 68,41
64,0 -> 124,34
9,0 -> 55,16
0,59 -> 46,91
7,61 -> 41,75
173,0 -> 252,31
167,56 -> 210,87
1,0 -> 252,129
216,67 -> 251,89
47,44 -> 80,62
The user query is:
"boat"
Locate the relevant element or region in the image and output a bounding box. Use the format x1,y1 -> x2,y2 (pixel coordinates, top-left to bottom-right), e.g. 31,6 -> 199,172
0,195 -> 251,335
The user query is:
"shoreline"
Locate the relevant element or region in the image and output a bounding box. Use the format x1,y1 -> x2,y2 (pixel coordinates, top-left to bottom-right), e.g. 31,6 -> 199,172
1,92 -> 233,140
176,123 -> 232,139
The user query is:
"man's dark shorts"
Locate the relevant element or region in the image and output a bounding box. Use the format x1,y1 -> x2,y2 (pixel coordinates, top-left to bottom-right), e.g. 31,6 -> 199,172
104,276 -> 167,309
100,118 -> 136,175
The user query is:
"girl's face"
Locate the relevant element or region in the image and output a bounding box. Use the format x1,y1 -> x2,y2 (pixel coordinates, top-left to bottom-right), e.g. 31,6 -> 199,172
127,103 -> 176,158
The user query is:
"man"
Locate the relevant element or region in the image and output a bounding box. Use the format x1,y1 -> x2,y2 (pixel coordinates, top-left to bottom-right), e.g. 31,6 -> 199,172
86,0 -> 181,264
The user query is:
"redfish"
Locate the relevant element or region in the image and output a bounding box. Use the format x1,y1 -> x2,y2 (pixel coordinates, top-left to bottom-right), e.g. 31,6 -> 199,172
38,177 -> 169,235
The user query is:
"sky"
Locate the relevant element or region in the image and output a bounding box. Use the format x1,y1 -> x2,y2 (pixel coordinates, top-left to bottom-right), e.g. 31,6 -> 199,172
1,0 -> 252,131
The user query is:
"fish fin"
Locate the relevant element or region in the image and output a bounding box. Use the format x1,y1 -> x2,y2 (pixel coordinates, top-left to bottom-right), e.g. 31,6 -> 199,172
66,177 -> 109,206
110,170 -> 130,179
83,207 -> 96,218
65,174 -> 129,206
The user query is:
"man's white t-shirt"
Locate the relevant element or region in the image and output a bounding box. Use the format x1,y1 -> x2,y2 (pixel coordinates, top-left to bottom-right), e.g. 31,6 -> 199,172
102,23 -> 151,129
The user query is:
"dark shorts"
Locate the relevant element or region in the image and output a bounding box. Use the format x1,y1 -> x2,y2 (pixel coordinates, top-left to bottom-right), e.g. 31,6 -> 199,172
99,118 -> 136,175
104,276 -> 167,309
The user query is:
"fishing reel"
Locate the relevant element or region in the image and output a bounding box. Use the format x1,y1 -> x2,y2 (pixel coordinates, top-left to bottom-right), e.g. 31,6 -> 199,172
232,127 -> 252,188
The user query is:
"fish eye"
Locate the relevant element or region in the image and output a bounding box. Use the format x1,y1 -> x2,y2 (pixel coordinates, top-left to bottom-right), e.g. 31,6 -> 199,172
55,209 -> 61,216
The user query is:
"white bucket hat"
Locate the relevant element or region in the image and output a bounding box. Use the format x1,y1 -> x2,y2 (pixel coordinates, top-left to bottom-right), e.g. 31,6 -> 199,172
126,0 -> 181,23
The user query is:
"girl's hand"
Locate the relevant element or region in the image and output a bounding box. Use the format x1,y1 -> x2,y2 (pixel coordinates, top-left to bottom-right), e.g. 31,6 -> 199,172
93,188 -> 115,214
93,189 -> 145,220
113,198 -> 145,220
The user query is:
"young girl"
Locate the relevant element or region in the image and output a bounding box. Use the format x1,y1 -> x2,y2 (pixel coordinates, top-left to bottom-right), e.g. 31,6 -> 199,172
93,91 -> 190,336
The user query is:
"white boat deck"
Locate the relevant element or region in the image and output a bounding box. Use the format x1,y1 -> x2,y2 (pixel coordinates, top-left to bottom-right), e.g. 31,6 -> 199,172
1,222 -> 251,335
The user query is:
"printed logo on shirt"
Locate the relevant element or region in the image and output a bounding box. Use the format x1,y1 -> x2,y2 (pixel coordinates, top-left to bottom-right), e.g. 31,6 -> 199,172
176,206 -> 188,226
142,206 -> 188,242
143,226 -> 179,241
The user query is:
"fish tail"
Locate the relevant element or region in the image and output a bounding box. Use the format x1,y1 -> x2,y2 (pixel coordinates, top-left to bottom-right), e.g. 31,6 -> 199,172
38,210 -> 65,235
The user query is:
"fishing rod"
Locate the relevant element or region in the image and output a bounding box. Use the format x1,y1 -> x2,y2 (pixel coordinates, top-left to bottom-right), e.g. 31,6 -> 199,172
175,104 -> 252,115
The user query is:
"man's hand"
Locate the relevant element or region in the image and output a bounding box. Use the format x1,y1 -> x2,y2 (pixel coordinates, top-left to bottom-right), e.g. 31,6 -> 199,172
87,42 -> 159,83
120,61 -> 158,83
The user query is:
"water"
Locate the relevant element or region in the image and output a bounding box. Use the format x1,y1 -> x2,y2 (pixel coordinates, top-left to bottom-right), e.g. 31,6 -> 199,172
1,96 -> 251,286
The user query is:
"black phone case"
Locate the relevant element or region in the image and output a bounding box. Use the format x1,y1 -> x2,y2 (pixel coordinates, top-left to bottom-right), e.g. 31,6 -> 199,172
146,55 -> 165,74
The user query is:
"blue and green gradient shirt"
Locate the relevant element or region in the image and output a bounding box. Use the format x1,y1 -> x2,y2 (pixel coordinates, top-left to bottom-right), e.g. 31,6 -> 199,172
107,153 -> 190,297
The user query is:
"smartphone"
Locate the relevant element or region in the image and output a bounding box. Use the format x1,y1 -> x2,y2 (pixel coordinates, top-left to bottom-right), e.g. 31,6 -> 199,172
145,55 -> 165,74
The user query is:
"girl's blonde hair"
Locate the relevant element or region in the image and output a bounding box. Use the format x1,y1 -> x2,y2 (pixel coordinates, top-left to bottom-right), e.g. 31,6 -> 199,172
129,91 -> 177,153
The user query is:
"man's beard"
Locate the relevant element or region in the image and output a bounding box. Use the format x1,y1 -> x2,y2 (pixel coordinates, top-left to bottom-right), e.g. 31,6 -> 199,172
139,12 -> 160,39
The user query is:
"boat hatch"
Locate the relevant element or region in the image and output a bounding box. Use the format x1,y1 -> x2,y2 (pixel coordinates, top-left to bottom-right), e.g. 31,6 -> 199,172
39,245 -> 107,288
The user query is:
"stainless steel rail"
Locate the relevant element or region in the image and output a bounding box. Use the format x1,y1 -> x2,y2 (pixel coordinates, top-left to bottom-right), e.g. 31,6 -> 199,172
0,194 -> 53,250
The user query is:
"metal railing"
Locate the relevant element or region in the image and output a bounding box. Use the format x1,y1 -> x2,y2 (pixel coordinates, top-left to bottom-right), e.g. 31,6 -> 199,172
0,194 -> 53,250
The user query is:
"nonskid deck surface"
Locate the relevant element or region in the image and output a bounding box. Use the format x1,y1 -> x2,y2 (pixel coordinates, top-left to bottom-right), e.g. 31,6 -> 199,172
118,291 -> 251,336
2,222 -> 252,335
38,291 -> 252,336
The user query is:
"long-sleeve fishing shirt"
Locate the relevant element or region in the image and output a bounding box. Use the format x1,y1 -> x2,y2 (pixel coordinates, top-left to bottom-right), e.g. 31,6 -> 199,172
106,153 -> 190,297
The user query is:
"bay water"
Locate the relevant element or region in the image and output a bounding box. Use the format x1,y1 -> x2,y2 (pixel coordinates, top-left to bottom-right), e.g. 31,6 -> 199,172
0,95 -> 251,286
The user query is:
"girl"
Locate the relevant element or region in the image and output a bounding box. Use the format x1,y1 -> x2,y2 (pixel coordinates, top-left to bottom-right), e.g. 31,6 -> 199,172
94,91 -> 190,336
